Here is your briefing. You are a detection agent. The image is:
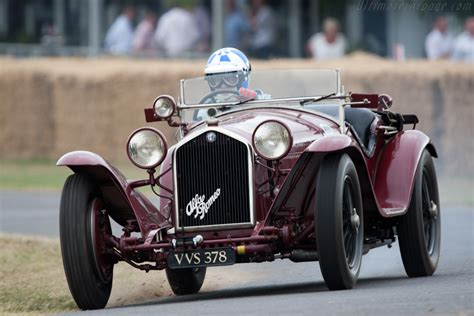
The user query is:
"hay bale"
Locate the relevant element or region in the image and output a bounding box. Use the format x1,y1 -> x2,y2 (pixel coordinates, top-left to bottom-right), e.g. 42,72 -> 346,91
438,68 -> 474,175
0,67 -> 54,159
51,60 -> 202,161
0,56 -> 472,175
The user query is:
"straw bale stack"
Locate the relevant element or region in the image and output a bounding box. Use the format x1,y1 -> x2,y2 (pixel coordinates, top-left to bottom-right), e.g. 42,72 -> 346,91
438,67 -> 474,174
0,61 -> 54,159
0,55 -> 471,175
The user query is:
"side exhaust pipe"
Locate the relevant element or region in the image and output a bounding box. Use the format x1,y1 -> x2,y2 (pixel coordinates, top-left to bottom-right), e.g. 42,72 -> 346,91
289,250 -> 319,262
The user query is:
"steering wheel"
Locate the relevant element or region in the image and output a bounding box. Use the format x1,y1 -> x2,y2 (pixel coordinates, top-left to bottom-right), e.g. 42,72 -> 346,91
198,89 -> 242,104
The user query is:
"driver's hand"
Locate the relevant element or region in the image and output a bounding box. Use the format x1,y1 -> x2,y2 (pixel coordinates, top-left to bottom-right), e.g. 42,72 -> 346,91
239,87 -> 257,100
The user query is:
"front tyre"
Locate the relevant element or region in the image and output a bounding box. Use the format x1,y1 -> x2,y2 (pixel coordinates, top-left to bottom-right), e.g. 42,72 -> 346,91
60,174 -> 114,310
397,150 -> 441,277
166,267 -> 206,295
316,154 -> 364,290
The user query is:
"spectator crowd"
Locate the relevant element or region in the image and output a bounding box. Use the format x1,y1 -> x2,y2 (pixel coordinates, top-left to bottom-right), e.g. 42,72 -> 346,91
104,1 -> 474,63
425,16 -> 474,62
104,0 -> 277,58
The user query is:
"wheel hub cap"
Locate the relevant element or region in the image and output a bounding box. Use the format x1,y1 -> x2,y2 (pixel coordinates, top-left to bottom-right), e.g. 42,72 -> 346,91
351,208 -> 360,232
429,201 -> 438,220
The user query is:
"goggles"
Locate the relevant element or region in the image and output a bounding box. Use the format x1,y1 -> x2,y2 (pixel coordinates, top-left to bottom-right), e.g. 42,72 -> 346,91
205,71 -> 243,89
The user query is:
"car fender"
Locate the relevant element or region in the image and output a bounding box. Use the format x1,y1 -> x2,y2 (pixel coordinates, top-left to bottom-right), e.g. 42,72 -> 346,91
266,134 -> 373,222
305,134 -> 353,153
373,130 -> 437,217
57,150 -> 169,236
305,134 -> 379,217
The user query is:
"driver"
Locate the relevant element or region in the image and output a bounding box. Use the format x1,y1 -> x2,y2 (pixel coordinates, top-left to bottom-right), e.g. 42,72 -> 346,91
204,47 -> 260,102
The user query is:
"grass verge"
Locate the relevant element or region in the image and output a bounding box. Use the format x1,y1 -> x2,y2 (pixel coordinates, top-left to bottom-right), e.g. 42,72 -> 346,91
0,235 -> 77,315
1,159 -> 472,206
0,234 -> 174,315
0,234 -> 258,315
0,159 -> 145,190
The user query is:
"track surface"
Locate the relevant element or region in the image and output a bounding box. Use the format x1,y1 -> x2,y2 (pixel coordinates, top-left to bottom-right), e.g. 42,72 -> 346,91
0,190 -> 473,315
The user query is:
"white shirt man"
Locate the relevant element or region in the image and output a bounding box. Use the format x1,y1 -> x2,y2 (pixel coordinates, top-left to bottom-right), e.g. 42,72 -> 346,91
307,18 -> 346,60
452,31 -> 474,62
425,17 -> 453,60
153,7 -> 200,57
105,13 -> 134,55
308,32 -> 346,60
452,18 -> 474,63
425,30 -> 453,59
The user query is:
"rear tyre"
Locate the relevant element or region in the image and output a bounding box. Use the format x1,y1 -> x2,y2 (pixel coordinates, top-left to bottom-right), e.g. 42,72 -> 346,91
166,267 -> 207,295
397,150 -> 440,277
60,174 -> 114,310
316,154 -> 364,290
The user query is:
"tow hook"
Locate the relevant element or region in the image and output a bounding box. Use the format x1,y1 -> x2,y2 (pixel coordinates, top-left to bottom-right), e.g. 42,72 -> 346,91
170,235 -> 204,249
192,235 -> 204,247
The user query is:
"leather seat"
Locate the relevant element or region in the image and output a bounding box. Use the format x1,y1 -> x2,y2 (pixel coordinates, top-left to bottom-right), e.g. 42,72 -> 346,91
344,107 -> 377,150
305,104 -> 377,153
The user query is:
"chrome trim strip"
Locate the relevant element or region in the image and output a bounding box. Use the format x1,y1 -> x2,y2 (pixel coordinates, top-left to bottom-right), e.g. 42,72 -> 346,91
172,127 -> 255,232
177,95 -> 347,109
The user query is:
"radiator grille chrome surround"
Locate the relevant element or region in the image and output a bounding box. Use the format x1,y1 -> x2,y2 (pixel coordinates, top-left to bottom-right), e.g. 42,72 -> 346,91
173,127 -> 255,232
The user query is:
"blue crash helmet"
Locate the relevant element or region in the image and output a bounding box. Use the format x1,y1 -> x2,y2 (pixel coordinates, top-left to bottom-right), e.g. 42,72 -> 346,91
204,47 -> 251,90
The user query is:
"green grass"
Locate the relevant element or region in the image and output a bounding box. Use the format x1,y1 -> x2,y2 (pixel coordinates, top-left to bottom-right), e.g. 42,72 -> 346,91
0,159 -> 146,190
0,159 -> 472,206
0,235 -> 256,315
0,235 -> 175,314
0,235 -> 77,314
0,159 -> 71,190
0,235 -> 158,315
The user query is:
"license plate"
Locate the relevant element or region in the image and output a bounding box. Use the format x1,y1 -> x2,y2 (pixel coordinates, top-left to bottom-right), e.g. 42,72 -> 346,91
167,247 -> 236,269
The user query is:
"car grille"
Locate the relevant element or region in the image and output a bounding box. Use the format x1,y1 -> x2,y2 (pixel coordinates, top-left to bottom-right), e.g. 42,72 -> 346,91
174,130 -> 252,230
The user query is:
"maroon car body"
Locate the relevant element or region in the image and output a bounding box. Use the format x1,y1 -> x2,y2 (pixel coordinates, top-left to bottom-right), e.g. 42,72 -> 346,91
58,69 -> 440,310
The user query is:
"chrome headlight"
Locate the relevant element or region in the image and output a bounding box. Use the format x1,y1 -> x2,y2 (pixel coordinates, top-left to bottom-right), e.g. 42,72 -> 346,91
127,127 -> 167,169
253,121 -> 292,160
153,95 -> 176,119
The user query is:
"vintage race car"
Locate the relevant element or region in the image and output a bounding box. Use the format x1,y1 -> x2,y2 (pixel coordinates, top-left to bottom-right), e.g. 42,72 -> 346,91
58,69 -> 440,310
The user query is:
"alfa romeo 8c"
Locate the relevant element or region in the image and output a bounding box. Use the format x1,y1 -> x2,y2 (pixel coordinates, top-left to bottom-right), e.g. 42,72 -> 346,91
57,68 -> 440,310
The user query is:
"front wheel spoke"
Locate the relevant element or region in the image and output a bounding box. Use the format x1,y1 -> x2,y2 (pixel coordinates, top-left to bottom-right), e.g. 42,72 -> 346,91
424,216 -> 431,227
343,220 -> 351,232
346,235 -> 354,263
423,218 -> 432,229
424,217 -> 432,234
343,209 -> 351,222
344,230 -> 350,247
422,198 -> 430,211
344,231 -> 351,247
347,198 -> 353,216
343,214 -> 350,224
346,248 -> 352,263
424,223 -> 432,249
345,233 -> 353,254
